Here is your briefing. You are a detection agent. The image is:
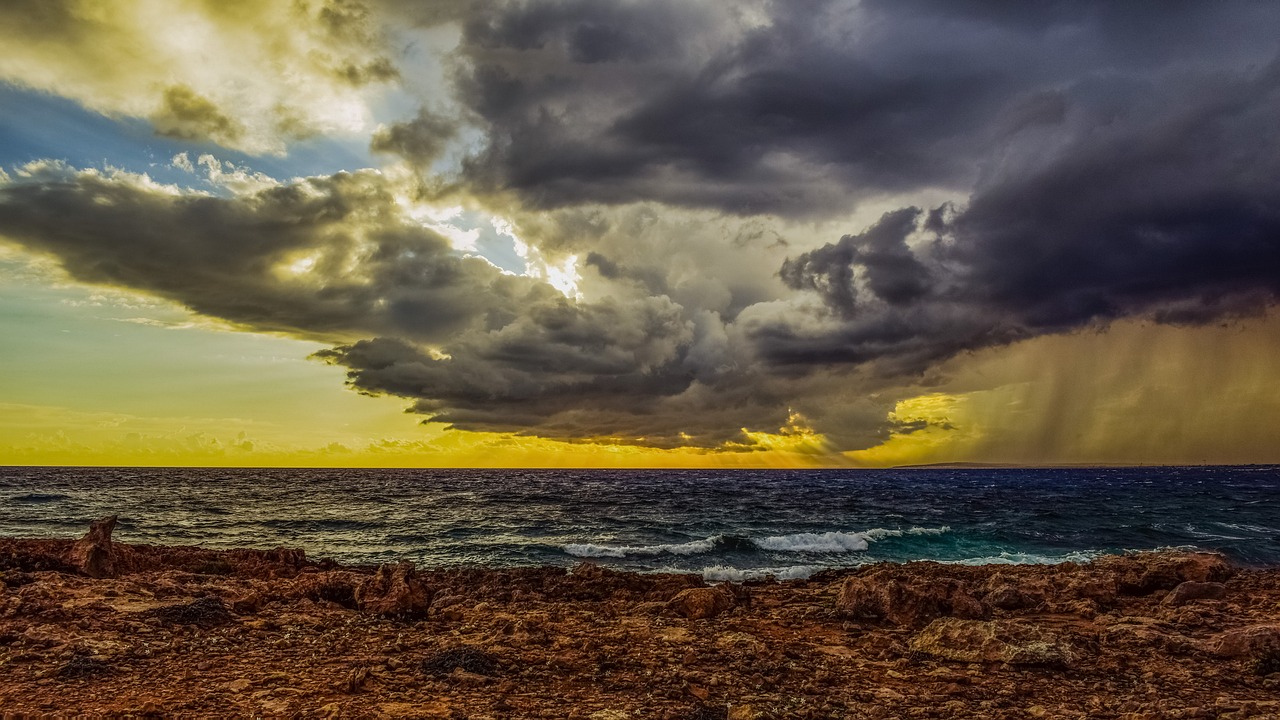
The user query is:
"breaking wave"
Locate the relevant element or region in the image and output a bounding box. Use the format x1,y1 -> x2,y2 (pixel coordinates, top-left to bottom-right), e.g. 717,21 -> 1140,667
700,565 -> 829,582
562,536 -> 724,558
941,550 -> 1102,566
561,526 -> 950,559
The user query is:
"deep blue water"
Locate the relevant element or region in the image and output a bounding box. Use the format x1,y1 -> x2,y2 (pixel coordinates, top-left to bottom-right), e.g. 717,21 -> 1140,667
1,466 -> 1277,580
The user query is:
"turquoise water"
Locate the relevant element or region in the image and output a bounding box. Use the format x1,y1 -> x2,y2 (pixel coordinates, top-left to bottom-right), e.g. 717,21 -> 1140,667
1,466 -> 1277,580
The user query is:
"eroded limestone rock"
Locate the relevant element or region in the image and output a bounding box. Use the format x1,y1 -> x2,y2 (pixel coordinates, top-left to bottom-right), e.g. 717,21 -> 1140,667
911,618 -> 1075,666
355,561 -> 431,617
69,516 -> 117,579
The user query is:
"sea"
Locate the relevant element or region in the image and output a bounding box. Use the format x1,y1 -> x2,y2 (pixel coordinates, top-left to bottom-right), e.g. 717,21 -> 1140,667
2,466 -> 1278,581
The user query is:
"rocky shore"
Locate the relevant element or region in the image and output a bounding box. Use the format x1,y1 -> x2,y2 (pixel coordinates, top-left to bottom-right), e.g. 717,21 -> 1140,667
2,518 -> 1278,719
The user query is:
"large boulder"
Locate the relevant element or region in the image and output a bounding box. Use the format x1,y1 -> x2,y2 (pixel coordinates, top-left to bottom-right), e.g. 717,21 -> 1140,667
1162,581 -> 1227,606
667,586 -> 736,619
981,573 -> 1047,611
836,572 -> 986,626
68,516 -> 118,578
1096,552 -> 1234,596
355,561 -> 432,617
1206,625 -> 1280,658
911,618 -> 1075,666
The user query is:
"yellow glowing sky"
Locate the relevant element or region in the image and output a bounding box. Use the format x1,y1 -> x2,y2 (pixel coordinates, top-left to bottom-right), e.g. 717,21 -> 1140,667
0,251 -> 835,468
6,245 -> 1280,468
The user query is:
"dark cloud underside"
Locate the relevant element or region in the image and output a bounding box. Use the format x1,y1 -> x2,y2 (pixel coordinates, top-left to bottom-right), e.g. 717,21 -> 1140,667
421,0 -> 1280,216
3,0 -> 1280,452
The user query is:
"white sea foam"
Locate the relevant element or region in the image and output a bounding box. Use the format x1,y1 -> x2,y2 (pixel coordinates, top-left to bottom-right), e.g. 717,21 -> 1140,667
942,550 -> 1101,566
863,526 -> 952,540
1214,522 -> 1278,534
1141,544 -> 1202,554
754,531 -> 871,552
562,525 -> 951,558
755,526 -> 951,553
700,564 -> 829,582
562,536 -> 721,558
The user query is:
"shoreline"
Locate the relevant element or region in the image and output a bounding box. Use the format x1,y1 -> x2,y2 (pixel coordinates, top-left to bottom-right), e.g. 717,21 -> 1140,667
2,520 -> 1279,718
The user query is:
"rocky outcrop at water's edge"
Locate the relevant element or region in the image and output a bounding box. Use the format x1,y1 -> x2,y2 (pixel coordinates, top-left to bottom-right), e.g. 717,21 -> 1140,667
0,518 -> 1278,718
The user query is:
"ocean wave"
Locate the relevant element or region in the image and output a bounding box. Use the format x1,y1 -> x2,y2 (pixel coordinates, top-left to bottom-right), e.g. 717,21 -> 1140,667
754,531 -> 872,552
757,526 -> 951,552
1213,522 -> 1279,534
700,564 -> 829,582
562,536 -> 723,558
941,550 -> 1102,566
10,493 -> 69,503
561,525 -> 951,558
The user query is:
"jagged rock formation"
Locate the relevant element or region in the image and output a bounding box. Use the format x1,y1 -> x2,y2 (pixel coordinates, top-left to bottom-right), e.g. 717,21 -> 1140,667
68,516 -> 117,578
0,522 -> 1277,718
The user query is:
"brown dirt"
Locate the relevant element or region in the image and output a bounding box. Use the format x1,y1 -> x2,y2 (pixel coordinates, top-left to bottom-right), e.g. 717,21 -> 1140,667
1,529 -> 1279,719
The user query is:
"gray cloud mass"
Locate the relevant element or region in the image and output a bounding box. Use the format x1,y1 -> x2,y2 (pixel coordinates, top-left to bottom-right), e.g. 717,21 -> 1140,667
3,0 -> 1280,450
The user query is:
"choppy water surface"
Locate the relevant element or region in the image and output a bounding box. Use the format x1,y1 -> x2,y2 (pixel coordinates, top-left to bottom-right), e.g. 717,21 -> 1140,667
2,466 -> 1277,580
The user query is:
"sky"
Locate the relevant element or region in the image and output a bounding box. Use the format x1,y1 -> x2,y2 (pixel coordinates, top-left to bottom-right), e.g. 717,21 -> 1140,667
2,0 -> 1279,468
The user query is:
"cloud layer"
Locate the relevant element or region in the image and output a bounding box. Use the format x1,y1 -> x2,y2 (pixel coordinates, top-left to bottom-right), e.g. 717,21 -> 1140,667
0,0 -> 396,154
437,0 -> 1280,216
2,0 -> 1279,454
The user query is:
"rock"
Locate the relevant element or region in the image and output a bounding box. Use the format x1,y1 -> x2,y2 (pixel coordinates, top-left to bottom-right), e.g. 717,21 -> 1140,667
910,618 -> 1075,666
421,646 -> 499,677
355,561 -> 431,617
985,584 -> 1037,611
449,667 -> 492,686
1207,625 -> 1280,658
230,591 -> 265,614
226,678 -> 253,693
141,596 -> 233,627
981,572 -> 1049,611
22,625 -> 72,649
1061,576 -> 1119,606
340,666 -> 370,694
1103,621 -> 1195,654
430,593 -> 465,610
835,572 -> 986,626
380,702 -> 453,719
667,587 -> 736,619
1162,581 -> 1227,606
68,516 -> 117,578
1100,552 -> 1235,596
259,699 -> 292,716
288,571 -> 363,609
56,655 -> 113,678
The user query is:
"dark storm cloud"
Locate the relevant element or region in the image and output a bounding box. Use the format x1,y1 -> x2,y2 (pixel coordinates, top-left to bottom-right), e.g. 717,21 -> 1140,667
769,53 -> 1280,369
370,108 -> 458,168
430,0 -> 1280,216
7,0 -> 1280,452
779,208 -> 930,315
0,165 -> 790,446
0,165 -> 526,343
313,295 -> 772,446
